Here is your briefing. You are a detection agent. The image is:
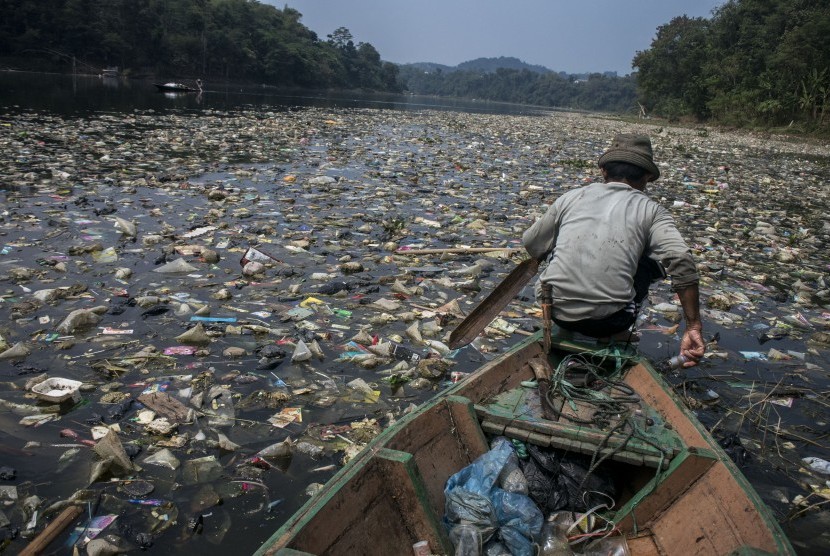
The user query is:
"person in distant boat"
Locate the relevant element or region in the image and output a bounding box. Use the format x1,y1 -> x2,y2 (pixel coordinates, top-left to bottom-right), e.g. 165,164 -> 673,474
522,133 -> 704,367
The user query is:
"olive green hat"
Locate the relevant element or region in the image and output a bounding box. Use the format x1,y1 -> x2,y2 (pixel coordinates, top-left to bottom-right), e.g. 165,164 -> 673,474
598,133 -> 660,181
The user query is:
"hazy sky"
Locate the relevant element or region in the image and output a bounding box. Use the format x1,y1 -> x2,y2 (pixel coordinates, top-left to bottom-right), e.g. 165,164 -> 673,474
271,0 -> 724,75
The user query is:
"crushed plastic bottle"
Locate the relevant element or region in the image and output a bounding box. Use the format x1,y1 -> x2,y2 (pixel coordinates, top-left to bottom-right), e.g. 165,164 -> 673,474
538,512 -> 574,556
803,456 -> 830,475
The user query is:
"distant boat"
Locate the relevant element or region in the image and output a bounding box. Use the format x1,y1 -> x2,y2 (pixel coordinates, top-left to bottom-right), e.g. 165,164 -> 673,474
101,67 -> 119,78
153,79 -> 202,93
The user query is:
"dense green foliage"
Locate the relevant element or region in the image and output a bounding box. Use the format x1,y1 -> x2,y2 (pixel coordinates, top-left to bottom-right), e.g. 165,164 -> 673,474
0,0 -> 401,91
634,0 -> 830,129
398,65 -> 638,114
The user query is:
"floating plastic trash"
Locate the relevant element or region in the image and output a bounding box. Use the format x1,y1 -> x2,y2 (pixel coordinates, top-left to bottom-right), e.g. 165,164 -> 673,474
803,457 -> 830,475
31,377 -> 83,404
291,340 -> 312,362
0,342 -> 30,360
1,83 -> 830,555
154,258 -> 198,273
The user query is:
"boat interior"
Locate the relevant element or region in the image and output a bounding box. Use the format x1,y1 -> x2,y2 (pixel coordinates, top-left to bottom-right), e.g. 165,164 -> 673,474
260,333 -> 790,556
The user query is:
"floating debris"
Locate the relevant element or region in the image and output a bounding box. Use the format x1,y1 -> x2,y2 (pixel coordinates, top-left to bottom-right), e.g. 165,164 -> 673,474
0,93 -> 827,555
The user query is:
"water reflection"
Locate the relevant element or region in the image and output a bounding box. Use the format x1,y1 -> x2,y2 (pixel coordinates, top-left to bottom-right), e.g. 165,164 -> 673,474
0,71 -> 559,116
101,75 -> 120,89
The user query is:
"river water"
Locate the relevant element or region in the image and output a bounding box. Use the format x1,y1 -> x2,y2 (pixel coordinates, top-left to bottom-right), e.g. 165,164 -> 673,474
0,71 -> 828,554
0,71 -> 556,116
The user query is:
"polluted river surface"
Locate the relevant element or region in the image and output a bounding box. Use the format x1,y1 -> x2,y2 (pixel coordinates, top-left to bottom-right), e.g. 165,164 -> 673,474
0,72 -> 829,555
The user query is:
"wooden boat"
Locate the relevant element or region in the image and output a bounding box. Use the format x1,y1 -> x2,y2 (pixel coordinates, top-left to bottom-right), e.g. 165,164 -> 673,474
255,331 -> 794,555
153,79 -> 201,92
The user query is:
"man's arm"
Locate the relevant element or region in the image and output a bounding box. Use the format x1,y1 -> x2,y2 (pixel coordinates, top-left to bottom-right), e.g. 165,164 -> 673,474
676,284 -> 705,367
522,204 -> 559,260
648,206 -> 704,367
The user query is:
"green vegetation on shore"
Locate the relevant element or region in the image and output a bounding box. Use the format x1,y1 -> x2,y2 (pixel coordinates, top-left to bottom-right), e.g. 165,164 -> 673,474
397,64 -> 638,115
635,0 -> 830,131
0,0 -> 401,91
1,0 -> 827,132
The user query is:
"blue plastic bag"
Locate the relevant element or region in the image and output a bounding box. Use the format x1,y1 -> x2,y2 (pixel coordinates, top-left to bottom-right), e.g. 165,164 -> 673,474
492,489 -> 543,556
445,438 -> 543,556
446,439 -> 512,497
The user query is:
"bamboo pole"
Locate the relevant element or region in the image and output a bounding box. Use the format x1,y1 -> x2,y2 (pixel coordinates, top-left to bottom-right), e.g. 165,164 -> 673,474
395,247 -> 524,255
19,505 -> 83,556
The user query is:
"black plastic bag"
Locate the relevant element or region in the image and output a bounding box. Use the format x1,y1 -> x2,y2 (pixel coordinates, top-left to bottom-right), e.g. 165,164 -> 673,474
718,433 -> 750,468
520,445 -> 616,513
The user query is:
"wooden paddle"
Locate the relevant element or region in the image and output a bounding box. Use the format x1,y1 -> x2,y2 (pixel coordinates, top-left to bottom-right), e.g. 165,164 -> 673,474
448,257 -> 540,349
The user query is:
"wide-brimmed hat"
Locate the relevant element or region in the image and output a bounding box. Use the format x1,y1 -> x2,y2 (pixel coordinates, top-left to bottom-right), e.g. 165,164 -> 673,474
598,134 -> 660,181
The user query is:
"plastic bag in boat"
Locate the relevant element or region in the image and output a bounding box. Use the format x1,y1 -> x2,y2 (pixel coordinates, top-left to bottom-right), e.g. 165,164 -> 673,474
444,438 -> 542,556
521,445 -> 616,513
492,489 -> 543,556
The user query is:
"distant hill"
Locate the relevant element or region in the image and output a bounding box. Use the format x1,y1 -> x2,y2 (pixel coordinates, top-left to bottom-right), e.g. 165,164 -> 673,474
457,56 -> 552,74
396,57 -> 636,115
399,57 -> 621,79
401,56 -> 552,75
404,62 -> 456,73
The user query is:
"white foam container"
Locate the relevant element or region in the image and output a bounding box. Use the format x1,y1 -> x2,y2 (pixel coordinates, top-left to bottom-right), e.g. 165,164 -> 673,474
31,377 -> 83,403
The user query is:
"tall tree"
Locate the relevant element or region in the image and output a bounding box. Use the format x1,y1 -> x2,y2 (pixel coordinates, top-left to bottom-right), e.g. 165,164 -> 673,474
0,0 -> 402,92
634,0 -> 830,129
633,16 -> 710,120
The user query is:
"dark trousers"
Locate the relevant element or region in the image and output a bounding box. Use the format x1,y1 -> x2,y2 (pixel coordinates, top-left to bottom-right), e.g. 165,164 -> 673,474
553,256 -> 664,337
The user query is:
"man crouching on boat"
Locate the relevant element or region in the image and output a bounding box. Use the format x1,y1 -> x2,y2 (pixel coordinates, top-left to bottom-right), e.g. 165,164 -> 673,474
522,133 -> 704,368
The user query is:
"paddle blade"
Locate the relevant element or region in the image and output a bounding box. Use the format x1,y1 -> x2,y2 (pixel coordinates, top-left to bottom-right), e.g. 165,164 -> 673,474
448,258 -> 540,349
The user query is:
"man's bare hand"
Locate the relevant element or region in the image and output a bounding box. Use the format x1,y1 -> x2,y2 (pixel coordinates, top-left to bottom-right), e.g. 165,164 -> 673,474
680,328 -> 706,367
680,328 -> 705,367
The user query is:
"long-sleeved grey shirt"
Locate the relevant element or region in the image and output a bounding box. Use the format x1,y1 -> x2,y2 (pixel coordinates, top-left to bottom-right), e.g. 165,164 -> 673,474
522,182 -> 699,321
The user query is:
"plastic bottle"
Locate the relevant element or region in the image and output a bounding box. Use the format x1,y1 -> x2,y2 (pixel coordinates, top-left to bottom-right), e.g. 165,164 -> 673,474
583,535 -> 631,556
664,354 -> 688,370
538,513 -> 573,556
450,523 -> 481,556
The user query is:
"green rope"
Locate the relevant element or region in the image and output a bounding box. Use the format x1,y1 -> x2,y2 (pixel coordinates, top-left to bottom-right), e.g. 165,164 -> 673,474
545,349 -> 641,426
579,416 -> 635,490
544,346 -> 671,511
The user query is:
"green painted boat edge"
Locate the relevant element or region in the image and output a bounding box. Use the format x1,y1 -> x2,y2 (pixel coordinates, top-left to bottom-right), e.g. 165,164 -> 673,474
630,351 -> 795,555
254,333 -> 538,555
